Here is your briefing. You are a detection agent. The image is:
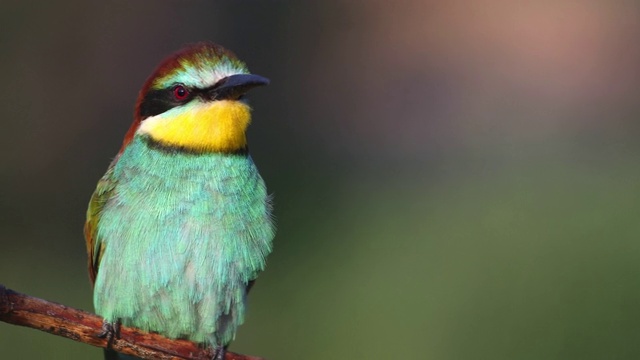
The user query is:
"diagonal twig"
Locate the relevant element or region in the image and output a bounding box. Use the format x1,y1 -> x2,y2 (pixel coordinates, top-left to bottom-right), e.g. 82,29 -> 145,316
0,284 -> 263,360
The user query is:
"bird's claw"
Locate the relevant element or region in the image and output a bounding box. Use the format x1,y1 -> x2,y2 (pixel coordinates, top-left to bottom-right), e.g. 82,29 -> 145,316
213,345 -> 226,360
97,319 -> 121,346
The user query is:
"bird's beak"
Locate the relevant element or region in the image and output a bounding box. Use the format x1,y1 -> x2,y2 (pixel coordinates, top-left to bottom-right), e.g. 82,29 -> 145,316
209,74 -> 270,100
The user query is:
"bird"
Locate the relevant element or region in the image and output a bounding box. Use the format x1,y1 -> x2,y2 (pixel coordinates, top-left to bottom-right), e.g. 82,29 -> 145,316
84,42 -> 275,360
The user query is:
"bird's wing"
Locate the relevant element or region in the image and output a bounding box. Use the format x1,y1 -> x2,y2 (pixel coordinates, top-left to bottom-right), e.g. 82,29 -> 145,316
84,162 -> 118,285
246,279 -> 256,294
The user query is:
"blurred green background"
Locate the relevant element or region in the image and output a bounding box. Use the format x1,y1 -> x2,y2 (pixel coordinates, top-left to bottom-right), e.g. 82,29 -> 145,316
2,1 -> 640,359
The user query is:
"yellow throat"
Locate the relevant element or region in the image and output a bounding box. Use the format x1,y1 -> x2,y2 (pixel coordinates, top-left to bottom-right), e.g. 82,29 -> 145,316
138,100 -> 252,153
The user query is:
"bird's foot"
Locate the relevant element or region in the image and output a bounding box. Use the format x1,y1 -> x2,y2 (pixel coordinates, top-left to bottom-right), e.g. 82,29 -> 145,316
97,319 -> 121,346
212,345 -> 226,360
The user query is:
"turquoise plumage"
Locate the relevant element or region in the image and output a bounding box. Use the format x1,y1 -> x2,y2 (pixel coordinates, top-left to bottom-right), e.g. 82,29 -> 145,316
85,43 -> 275,359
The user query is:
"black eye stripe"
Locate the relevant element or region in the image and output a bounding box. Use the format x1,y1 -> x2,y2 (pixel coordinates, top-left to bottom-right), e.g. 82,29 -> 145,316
137,82 -> 231,119
138,89 -> 179,119
139,86 -> 202,119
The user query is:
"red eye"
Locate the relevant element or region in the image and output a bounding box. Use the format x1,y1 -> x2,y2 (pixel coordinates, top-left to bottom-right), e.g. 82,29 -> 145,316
173,85 -> 189,100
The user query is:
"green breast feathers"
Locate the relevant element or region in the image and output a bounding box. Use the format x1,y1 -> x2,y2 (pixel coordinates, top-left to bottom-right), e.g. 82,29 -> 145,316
87,134 -> 274,345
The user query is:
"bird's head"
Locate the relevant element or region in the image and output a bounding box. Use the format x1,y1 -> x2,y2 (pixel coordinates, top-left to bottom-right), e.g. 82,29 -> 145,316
120,42 -> 269,154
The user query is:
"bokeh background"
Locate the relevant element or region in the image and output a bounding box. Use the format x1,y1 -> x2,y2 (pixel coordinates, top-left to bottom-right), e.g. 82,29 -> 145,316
2,1 -> 640,359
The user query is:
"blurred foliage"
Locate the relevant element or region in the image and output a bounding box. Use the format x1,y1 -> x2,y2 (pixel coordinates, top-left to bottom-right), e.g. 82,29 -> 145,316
2,1 -> 640,359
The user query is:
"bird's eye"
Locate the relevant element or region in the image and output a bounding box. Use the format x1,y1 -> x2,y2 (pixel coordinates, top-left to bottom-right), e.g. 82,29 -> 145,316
173,85 -> 189,101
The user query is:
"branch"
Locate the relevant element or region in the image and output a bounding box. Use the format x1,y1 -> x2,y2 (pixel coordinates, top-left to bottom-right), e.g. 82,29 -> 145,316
0,284 -> 264,360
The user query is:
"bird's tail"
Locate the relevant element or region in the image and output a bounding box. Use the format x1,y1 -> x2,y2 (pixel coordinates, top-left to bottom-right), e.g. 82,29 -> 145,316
103,349 -> 141,360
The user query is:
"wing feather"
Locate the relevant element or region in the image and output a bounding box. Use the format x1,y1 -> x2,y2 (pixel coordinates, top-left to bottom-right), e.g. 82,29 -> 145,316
84,162 -> 118,285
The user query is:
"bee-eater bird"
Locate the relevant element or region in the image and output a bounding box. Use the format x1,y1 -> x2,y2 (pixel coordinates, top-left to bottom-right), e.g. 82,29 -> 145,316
84,42 -> 275,360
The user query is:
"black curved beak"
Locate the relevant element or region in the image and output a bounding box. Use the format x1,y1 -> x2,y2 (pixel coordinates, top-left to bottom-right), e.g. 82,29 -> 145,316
209,74 -> 270,100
